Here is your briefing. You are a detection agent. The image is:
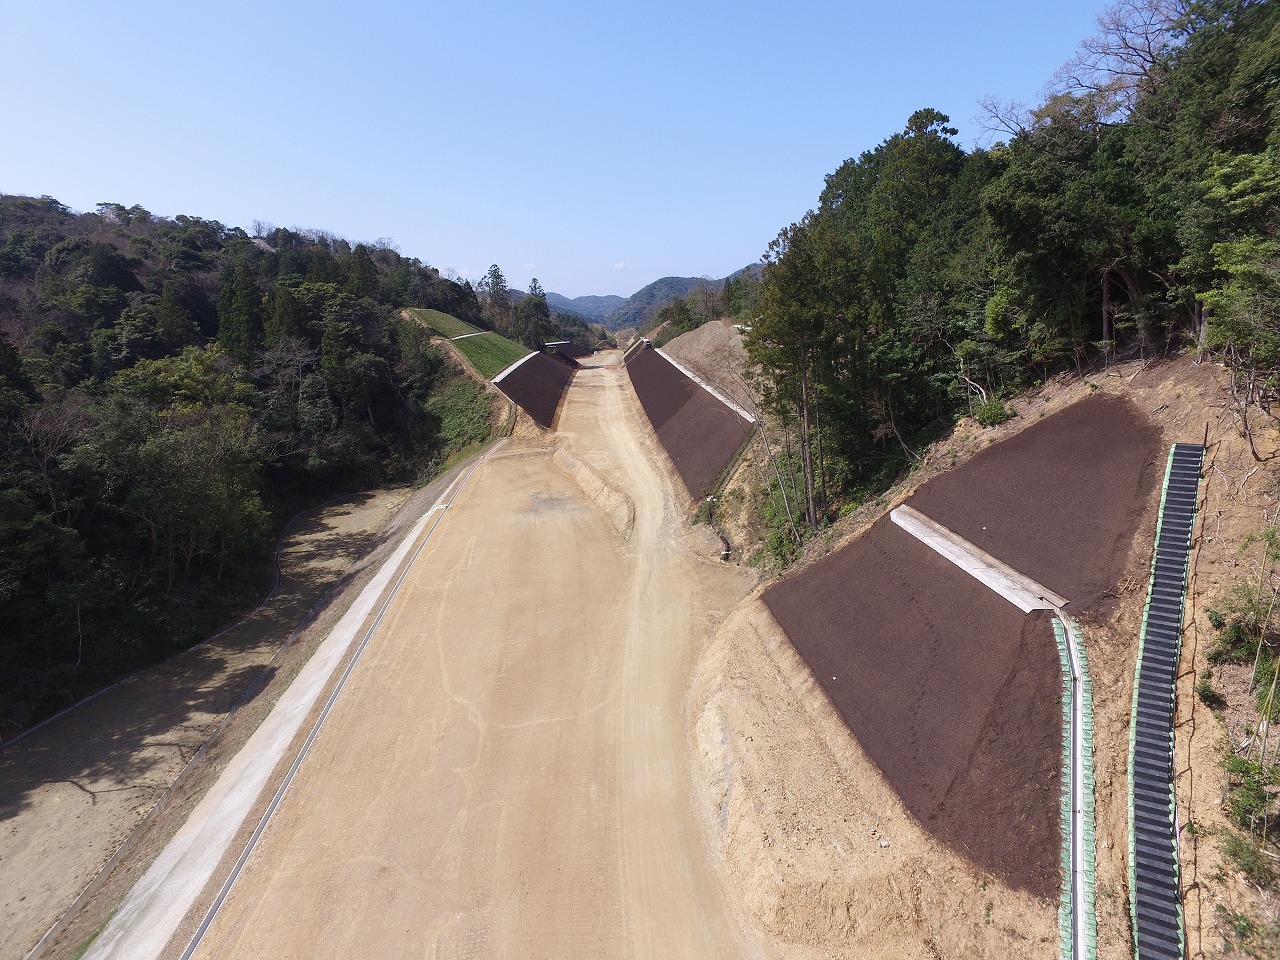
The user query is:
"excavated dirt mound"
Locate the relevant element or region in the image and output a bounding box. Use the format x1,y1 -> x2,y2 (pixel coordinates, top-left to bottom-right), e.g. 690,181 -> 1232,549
906,394 -> 1162,610
662,320 -> 753,409
626,346 -> 753,500
763,518 -> 1063,899
762,393 -> 1162,901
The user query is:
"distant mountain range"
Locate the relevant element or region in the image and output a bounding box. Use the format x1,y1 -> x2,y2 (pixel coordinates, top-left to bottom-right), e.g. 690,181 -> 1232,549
549,265 -> 759,331
544,292 -> 626,321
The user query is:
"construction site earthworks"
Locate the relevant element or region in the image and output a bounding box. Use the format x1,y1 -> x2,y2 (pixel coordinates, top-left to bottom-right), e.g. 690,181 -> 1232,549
1,327 -> 1257,960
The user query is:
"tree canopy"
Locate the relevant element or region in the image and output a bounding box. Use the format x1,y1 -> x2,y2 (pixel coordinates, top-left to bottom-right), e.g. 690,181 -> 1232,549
747,0 -> 1280,538
0,199 -> 495,734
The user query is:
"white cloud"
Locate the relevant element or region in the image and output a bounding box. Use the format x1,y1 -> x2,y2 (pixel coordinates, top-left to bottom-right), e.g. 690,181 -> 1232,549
614,261 -> 625,270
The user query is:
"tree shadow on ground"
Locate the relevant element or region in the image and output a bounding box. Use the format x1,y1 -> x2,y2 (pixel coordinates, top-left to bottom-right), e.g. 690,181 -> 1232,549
0,491 -> 391,823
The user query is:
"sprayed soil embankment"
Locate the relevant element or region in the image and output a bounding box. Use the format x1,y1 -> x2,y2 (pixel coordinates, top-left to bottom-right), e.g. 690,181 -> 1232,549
494,351 -> 574,430
624,345 -> 753,500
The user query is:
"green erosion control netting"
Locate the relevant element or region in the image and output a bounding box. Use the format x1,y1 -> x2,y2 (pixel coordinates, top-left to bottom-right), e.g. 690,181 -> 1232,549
1128,443 -> 1204,960
1053,618 -> 1098,960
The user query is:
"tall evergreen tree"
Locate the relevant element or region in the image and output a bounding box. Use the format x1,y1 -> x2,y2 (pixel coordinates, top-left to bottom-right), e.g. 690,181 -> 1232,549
217,260 -> 263,365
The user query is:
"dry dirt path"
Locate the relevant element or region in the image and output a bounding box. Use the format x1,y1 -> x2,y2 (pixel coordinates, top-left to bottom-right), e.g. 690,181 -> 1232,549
0,489 -> 409,960
176,354 -> 764,958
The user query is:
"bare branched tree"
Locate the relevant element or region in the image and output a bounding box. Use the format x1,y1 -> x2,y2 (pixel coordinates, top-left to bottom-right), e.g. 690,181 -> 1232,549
977,0 -> 1190,142
1049,0 -> 1189,121
13,401 -> 95,525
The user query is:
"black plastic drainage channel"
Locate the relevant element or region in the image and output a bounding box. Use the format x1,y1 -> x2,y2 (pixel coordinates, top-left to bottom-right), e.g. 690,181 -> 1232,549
1128,442 -> 1204,960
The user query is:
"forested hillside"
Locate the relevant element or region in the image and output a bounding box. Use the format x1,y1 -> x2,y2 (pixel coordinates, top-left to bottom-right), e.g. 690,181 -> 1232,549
0,199 -> 499,734
544,291 -> 626,321
744,0 -> 1280,545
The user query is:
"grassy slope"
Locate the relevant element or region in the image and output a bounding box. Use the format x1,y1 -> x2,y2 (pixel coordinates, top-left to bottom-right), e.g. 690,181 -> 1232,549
456,334 -> 530,380
404,308 -> 531,380
407,308 -> 482,339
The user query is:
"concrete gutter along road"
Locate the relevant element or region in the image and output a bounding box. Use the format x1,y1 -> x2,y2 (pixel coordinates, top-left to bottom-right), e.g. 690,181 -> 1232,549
80,454 -> 495,960
891,505 -> 1096,960
82,353 -> 763,960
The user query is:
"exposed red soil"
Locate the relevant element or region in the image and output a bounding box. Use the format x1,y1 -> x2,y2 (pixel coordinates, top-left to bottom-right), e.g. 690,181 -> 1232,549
906,394 -> 1162,609
495,352 -> 574,429
763,518 -> 1063,899
626,347 -> 753,500
762,393 -> 1163,900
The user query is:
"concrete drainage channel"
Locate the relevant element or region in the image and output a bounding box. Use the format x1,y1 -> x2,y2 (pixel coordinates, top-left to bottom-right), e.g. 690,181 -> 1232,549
1128,443 -> 1205,960
1054,614 -> 1098,960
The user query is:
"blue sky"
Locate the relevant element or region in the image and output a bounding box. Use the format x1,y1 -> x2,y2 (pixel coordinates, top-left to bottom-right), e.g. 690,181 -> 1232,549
1,0 -> 1104,298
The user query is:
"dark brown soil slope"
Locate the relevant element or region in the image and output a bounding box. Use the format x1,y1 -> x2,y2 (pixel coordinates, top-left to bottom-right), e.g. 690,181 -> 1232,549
764,518 -> 1063,899
626,347 -> 753,500
907,394 -> 1162,608
553,342 -> 594,359
495,352 -> 574,429
763,394 -> 1161,899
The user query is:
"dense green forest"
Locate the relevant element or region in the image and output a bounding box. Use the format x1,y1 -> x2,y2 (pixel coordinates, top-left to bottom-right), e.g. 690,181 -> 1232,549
744,0 -> 1280,552
0,200 -> 573,735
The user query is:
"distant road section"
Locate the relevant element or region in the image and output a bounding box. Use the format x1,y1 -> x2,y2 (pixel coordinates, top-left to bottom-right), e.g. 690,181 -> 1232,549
624,344 -> 754,500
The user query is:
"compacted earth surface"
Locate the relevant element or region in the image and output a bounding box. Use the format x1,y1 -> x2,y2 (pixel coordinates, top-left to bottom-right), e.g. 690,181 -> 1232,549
55,352 -> 775,960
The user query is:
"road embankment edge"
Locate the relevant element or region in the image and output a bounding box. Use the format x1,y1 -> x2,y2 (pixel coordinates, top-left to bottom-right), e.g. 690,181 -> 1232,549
74,445 -> 499,960
553,446 -> 635,542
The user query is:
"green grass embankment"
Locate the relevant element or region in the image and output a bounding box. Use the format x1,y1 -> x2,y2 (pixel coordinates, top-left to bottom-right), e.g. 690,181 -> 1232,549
409,308 -> 481,339
405,308 -> 530,380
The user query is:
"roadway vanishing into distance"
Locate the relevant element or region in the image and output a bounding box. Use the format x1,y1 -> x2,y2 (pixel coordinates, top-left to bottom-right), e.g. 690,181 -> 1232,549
82,352 -> 766,959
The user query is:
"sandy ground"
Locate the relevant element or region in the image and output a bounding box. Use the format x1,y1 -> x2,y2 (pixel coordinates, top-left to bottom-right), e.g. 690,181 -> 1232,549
0,489 -> 409,959
181,352 -> 772,959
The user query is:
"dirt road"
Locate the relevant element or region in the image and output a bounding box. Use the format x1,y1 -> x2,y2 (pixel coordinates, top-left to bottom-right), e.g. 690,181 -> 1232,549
181,354 -> 764,958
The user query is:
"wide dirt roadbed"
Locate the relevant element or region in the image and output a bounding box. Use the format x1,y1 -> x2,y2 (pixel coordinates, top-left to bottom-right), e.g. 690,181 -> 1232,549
186,355 -> 764,958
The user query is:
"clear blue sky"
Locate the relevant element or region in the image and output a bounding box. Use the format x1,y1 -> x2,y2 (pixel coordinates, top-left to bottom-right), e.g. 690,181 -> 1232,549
1,0 -> 1104,298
